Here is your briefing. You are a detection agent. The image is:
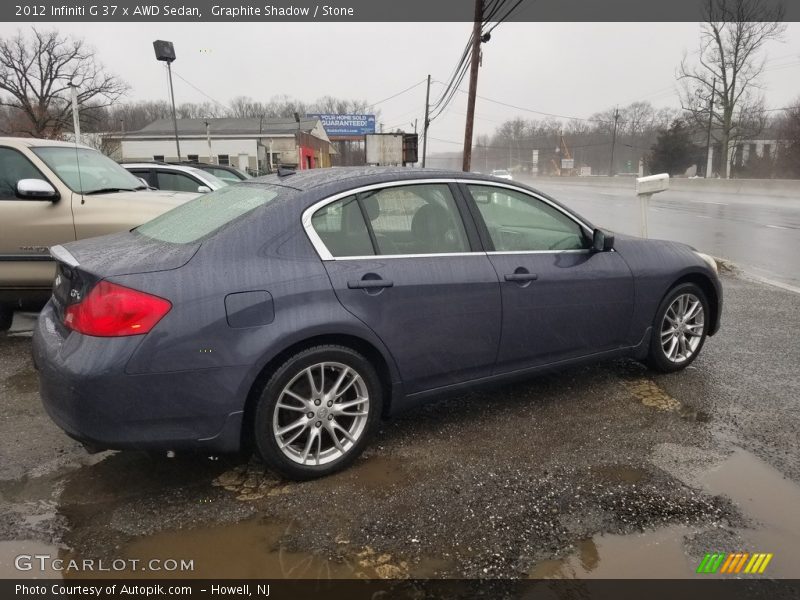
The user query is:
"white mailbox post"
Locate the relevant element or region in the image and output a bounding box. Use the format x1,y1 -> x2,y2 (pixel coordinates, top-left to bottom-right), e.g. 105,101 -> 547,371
635,173 -> 669,238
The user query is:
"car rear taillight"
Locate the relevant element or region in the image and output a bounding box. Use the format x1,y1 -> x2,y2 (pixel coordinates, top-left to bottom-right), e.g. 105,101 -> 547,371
64,281 -> 172,337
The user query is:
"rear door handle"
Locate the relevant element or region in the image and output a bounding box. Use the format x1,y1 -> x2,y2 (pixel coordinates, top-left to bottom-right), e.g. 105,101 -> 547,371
504,273 -> 538,282
347,279 -> 394,289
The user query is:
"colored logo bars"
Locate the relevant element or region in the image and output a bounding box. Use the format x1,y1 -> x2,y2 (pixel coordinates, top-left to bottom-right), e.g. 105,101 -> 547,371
696,552 -> 774,574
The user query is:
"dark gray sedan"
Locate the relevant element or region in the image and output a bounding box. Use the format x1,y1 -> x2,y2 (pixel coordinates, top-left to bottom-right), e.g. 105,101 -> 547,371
33,168 -> 721,480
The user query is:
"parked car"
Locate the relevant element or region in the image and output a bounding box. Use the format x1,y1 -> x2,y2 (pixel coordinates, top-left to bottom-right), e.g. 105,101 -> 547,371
0,138 -> 197,331
121,163 -> 227,194
172,161 -> 251,183
491,169 -> 513,180
33,167 -> 721,480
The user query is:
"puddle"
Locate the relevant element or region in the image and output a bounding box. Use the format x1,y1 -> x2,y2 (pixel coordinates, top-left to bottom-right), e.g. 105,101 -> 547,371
624,377 -> 709,421
325,454 -> 410,488
530,447 -> 800,579
529,526 -> 695,579
58,518 -> 417,579
700,448 -> 800,578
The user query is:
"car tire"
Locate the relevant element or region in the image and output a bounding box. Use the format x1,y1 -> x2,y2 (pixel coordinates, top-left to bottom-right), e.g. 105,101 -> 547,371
0,305 -> 12,332
646,283 -> 710,373
253,345 -> 383,480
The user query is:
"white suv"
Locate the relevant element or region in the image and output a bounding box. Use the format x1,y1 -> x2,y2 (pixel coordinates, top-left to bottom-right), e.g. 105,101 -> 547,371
121,163 -> 227,194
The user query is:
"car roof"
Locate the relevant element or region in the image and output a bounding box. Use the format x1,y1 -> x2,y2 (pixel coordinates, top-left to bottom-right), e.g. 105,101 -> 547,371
0,137 -> 95,150
122,163 -> 210,176
245,166 -> 511,192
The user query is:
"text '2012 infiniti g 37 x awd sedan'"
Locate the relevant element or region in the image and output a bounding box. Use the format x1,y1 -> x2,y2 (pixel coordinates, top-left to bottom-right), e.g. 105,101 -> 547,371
33,168 -> 722,480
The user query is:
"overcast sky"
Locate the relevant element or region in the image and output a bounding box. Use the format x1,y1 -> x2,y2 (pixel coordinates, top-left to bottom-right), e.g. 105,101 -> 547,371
5,21 -> 800,153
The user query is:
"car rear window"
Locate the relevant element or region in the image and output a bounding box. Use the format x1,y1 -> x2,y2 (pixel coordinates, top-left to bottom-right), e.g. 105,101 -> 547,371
136,184 -> 282,244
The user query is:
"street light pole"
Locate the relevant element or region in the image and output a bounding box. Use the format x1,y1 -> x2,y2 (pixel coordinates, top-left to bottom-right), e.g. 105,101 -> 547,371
153,40 -> 181,161
166,61 -> 181,160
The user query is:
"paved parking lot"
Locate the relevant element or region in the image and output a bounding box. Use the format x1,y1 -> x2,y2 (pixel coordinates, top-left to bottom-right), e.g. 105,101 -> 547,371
1,272 -> 798,580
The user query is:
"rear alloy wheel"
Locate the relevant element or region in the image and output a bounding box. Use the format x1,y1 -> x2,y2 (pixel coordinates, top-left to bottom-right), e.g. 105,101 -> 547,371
647,283 -> 709,373
253,346 -> 382,480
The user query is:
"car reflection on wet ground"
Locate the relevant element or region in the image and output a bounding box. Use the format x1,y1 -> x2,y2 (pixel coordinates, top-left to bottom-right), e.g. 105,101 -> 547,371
1,272 -> 799,580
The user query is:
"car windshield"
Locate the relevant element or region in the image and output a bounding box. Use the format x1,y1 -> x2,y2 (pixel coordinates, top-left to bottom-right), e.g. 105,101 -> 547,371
181,167 -> 228,188
136,184 -> 282,244
32,146 -> 144,194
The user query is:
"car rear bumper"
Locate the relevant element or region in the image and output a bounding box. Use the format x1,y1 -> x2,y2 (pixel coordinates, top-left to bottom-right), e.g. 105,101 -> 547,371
32,302 -> 247,453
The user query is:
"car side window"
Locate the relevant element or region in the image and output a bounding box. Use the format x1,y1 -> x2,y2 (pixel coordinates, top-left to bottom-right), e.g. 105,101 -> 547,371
0,147 -> 48,200
467,185 -> 588,252
311,195 -> 375,257
156,170 -> 202,193
359,184 -> 469,255
207,167 -> 241,182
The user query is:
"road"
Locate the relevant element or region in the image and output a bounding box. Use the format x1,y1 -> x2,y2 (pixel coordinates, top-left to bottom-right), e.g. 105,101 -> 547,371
1,272 -> 799,582
525,177 -> 800,290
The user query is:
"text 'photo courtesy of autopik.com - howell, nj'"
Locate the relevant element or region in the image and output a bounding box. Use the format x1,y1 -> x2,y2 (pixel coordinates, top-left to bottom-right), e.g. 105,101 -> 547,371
0,0 -> 799,599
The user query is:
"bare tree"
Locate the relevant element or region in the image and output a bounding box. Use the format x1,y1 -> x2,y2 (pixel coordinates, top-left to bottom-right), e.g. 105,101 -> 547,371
775,98 -> 800,177
678,0 -> 785,178
0,27 -> 129,138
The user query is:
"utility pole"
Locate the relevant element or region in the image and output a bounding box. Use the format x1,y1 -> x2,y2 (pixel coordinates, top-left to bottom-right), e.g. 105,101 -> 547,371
705,78 -> 716,178
422,74 -> 431,168
608,107 -> 620,177
462,0 -> 484,172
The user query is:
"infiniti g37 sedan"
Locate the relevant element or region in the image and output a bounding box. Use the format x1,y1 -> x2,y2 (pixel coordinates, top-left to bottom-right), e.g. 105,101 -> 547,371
33,167 -> 722,480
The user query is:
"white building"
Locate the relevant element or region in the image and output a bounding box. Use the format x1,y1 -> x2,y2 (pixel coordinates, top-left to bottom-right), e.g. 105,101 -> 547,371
105,117 -> 336,173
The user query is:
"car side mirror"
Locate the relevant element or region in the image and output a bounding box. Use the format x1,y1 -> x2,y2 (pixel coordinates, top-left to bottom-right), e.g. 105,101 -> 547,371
197,185 -> 211,193
17,178 -> 59,201
592,228 -> 615,252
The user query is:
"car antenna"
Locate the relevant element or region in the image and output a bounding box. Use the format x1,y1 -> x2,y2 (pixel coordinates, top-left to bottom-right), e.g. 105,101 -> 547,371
277,166 -> 296,178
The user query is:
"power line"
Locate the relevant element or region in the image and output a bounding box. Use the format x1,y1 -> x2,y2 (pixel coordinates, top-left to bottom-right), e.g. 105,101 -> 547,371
428,32 -> 474,113
369,79 -> 427,107
441,84 -> 617,124
484,0 -> 528,36
170,68 -> 232,113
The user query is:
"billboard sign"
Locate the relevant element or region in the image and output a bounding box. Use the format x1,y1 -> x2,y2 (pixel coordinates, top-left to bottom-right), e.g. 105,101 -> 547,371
307,114 -> 376,137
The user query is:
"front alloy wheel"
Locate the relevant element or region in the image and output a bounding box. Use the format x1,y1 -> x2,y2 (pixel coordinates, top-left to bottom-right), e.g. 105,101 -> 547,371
660,293 -> 705,364
254,345 -> 382,480
647,283 -> 709,373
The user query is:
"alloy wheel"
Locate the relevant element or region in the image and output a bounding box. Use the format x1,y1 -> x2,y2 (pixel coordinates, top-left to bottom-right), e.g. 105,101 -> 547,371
272,362 -> 370,466
660,293 -> 705,364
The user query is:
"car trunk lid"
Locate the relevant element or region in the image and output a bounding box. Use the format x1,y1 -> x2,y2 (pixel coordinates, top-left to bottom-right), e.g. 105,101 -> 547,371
49,233 -> 198,325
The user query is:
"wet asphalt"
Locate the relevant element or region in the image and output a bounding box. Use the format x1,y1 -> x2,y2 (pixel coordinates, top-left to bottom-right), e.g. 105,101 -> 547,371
530,177 -> 800,290
0,271 -> 799,580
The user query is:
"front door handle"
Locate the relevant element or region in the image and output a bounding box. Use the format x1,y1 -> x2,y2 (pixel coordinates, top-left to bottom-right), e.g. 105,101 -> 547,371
347,278 -> 394,289
504,273 -> 538,282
